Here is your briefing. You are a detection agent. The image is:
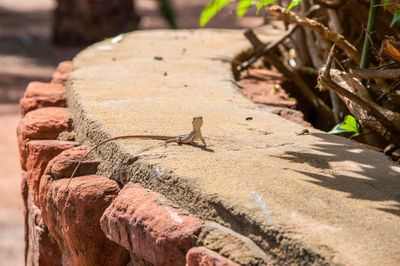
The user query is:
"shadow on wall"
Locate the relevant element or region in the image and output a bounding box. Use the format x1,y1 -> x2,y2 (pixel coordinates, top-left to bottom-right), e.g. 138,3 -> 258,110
276,132 -> 400,217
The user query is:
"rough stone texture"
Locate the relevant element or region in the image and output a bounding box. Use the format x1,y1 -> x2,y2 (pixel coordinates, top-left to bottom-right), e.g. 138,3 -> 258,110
57,130 -> 76,141
26,193 -> 62,266
24,82 -> 66,98
186,247 -> 240,266
100,182 -> 202,265
21,171 -> 28,265
26,140 -> 76,205
39,174 -> 128,266
127,252 -> 153,266
67,29 -> 400,265
16,107 -> 72,170
51,60 -> 73,84
196,222 -> 270,265
43,146 -> 100,180
53,0 -> 140,46
20,96 -> 67,117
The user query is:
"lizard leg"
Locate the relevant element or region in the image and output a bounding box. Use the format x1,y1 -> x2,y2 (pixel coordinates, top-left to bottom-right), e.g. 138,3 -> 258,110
200,137 -> 207,147
165,138 -> 180,147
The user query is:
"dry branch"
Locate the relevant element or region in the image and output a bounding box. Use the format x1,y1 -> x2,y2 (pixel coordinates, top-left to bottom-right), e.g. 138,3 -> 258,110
266,5 -> 361,65
350,68 -> 400,79
238,5 -> 321,72
238,26 -> 299,71
318,45 -> 400,145
379,39 -> 400,63
313,0 -> 343,8
244,30 -> 335,129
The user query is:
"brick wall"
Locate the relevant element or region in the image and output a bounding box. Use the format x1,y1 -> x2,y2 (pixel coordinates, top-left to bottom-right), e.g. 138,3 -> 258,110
17,61 -> 247,266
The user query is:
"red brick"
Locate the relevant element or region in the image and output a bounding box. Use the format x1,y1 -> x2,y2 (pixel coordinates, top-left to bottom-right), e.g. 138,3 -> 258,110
43,146 -> 100,180
19,96 -> 66,117
39,175 -> 128,266
51,60 -> 73,84
100,182 -> 202,265
24,82 -> 66,98
21,171 -> 28,265
26,140 -> 76,205
26,193 -> 61,266
186,247 -> 240,266
16,107 -> 72,170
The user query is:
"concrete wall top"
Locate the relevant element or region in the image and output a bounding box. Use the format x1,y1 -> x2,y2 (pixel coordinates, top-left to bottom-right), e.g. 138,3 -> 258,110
67,29 -> 400,265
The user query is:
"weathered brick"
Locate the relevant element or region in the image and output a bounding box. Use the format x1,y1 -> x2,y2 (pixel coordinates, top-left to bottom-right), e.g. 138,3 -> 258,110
26,193 -> 62,266
100,182 -> 202,265
39,174 -> 128,266
16,107 -> 72,170
43,146 -> 100,180
24,82 -> 66,98
51,60 -> 73,84
19,96 -> 66,117
21,171 -> 28,265
26,140 -> 76,205
186,247 -> 240,266
197,222 -> 269,265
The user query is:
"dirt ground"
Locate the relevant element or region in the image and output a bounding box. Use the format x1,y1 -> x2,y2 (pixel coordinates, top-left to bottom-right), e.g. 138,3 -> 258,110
0,1 -> 262,264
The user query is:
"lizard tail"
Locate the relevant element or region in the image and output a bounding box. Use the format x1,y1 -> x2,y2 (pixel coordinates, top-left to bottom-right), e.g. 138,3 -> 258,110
65,135 -> 174,189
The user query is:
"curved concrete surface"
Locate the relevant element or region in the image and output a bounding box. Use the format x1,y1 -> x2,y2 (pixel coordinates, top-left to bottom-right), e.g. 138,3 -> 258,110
67,29 -> 400,265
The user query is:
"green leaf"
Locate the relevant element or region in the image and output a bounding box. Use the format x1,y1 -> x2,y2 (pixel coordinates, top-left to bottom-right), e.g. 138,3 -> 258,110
256,2 -> 264,13
390,10 -> 400,27
200,0 -> 231,27
328,115 -> 360,139
383,0 -> 390,11
255,0 -> 277,14
237,0 -> 253,17
341,115 -> 359,131
286,0 -> 302,13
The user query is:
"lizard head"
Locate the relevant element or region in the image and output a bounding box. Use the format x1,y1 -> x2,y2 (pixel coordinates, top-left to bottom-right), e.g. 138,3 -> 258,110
192,116 -> 203,130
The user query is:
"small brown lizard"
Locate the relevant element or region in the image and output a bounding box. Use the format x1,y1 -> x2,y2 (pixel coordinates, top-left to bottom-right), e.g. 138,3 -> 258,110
66,116 -> 206,188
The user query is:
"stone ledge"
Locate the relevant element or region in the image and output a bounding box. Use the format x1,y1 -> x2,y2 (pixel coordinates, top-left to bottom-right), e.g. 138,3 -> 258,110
100,182 -> 202,265
186,247 -> 240,266
64,29 -> 400,265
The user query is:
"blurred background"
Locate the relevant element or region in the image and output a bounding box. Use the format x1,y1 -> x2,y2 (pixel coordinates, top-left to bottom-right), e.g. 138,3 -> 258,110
0,0 -> 262,264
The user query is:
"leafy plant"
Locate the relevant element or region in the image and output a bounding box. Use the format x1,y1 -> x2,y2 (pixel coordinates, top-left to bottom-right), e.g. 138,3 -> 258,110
237,0 -> 253,17
200,0 -> 230,27
328,115 -> 360,139
200,0 -> 302,27
390,10 -> 400,27
383,0 -> 400,27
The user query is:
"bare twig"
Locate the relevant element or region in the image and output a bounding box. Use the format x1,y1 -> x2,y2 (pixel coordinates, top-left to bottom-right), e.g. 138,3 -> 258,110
326,9 -> 343,34
321,45 -> 385,121
244,30 -> 335,129
319,45 -> 400,144
363,27 -> 380,59
379,39 -> 400,63
295,66 -> 319,76
349,68 -> 400,79
266,5 -> 361,64
238,26 -> 299,71
377,79 -> 400,101
238,5 -> 321,72
334,56 -> 356,92
313,0 -> 343,8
